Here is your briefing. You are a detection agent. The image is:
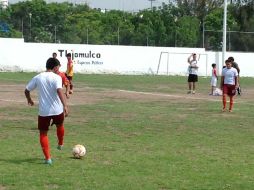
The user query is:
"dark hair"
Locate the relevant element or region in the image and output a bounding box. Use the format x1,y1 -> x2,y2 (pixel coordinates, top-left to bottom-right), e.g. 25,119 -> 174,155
52,52 -> 57,56
228,56 -> 234,61
225,59 -> 231,64
66,53 -> 71,57
212,63 -> 216,68
46,58 -> 59,70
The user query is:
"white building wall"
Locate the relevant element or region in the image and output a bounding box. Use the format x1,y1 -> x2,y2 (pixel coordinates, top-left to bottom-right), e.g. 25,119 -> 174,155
0,37 -> 253,77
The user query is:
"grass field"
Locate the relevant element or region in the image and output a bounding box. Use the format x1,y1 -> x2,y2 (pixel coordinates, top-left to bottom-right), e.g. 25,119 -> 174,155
1,72 -> 254,190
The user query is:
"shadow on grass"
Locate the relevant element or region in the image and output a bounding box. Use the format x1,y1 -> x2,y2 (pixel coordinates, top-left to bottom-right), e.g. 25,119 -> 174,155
0,158 -> 42,165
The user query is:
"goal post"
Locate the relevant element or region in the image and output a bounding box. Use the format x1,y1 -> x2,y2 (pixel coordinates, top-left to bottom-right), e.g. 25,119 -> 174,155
157,52 -> 208,76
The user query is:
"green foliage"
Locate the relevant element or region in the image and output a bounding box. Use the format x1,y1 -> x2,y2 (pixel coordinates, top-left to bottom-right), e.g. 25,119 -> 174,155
1,0 -> 254,50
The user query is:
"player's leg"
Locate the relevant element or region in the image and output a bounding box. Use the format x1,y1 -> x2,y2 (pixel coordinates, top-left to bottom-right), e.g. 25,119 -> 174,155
222,85 -> 228,111
187,75 -> 192,93
38,116 -> 52,164
229,85 -> 236,112
188,82 -> 192,93
56,124 -> 64,150
192,82 -> 196,94
229,96 -> 233,112
39,130 -> 51,164
192,75 -> 197,94
52,112 -> 65,150
68,76 -> 73,94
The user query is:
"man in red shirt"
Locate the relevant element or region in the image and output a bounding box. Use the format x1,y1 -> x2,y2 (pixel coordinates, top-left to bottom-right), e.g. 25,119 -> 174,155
55,59 -> 70,99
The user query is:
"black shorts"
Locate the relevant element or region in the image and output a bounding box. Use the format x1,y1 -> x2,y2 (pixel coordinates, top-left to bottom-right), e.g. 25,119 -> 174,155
188,74 -> 198,82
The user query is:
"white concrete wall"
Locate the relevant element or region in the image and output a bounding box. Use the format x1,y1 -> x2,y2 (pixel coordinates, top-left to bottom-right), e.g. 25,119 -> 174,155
0,38 -> 253,76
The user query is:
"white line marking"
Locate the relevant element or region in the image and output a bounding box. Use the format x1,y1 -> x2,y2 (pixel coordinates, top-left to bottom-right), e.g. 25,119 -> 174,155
118,89 -> 226,103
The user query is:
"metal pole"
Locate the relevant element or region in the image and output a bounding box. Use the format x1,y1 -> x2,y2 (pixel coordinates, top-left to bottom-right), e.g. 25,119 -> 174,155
222,0 -> 227,67
29,13 -> 32,41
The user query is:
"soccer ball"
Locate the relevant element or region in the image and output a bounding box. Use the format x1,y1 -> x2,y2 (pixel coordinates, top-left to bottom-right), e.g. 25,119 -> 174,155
72,144 -> 86,159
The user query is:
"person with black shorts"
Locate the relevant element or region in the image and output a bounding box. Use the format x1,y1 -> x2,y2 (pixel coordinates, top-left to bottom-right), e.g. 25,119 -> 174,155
187,53 -> 199,94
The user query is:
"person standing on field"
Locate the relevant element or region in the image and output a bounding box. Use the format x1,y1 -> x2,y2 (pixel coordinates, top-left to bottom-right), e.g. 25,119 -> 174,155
187,53 -> 199,94
66,53 -> 74,94
24,58 -> 68,165
221,59 -> 239,112
210,63 -> 218,95
228,56 -> 241,95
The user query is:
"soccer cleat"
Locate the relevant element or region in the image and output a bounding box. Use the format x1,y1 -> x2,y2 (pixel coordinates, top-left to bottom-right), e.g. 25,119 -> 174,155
222,108 -> 226,112
44,159 -> 52,165
192,91 -> 196,94
187,90 -> 192,94
57,145 -> 63,150
229,109 -> 233,112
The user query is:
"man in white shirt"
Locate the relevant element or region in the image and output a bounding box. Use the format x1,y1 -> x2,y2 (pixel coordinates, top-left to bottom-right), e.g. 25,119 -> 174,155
25,58 -> 68,165
187,53 -> 199,94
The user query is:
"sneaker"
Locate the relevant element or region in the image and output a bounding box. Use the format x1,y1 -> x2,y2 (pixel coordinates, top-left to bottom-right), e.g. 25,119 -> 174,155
222,108 -> 226,112
69,90 -> 73,94
44,159 -> 52,165
192,91 -> 196,94
187,90 -> 192,94
57,145 -> 63,150
229,109 -> 233,112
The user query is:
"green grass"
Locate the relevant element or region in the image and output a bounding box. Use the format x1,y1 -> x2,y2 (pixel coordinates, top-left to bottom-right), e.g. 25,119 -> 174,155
0,72 -> 254,190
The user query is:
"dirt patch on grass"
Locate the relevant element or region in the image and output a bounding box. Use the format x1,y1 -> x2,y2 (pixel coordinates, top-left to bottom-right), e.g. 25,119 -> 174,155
0,185 -> 7,190
0,82 -> 253,109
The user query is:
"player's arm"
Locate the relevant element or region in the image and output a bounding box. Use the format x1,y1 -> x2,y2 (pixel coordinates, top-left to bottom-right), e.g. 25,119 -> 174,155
187,55 -> 192,64
220,76 -> 224,90
57,88 -> 69,117
235,75 -> 239,89
24,89 -> 34,106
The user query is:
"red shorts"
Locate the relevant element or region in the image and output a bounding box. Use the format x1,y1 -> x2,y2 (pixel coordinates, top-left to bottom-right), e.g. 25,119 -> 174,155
38,112 -> 64,131
223,84 -> 236,96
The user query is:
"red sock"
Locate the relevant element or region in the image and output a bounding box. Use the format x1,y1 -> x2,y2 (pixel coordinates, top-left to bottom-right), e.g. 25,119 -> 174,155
222,95 -> 227,109
57,125 -> 65,146
40,132 -> 50,160
229,96 -> 233,110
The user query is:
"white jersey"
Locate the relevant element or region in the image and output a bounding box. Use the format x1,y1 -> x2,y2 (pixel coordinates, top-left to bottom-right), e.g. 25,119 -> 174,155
188,60 -> 198,75
222,67 -> 238,85
26,72 -> 63,116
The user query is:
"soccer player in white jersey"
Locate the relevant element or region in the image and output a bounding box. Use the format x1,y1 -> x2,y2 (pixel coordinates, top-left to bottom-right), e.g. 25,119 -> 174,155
220,59 -> 239,112
24,58 -> 68,165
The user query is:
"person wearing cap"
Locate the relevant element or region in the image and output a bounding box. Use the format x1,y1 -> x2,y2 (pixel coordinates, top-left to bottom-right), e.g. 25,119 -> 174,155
187,53 -> 199,94
24,57 -> 68,165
